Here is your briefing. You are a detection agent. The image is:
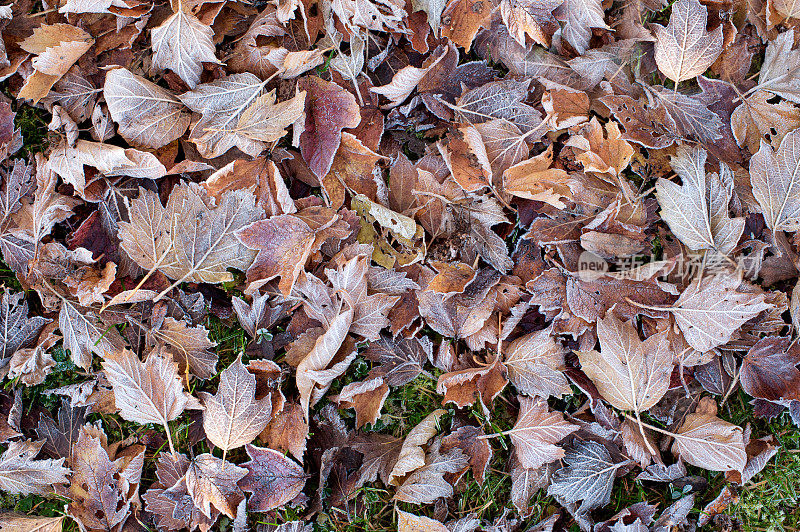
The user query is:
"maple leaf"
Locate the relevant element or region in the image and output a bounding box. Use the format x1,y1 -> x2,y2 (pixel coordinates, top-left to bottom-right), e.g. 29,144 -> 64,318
184,453 -> 247,519
334,377 -> 390,428
504,327 -> 572,398
143,452 -> 217,531
397,509 -> 448,532
59,298 -> 125,370
102,348 -> 191,454
18,24 -> 94,103
145,317 -> 218,380
0,514 -> 64,532
555,0 -> 609,55
36,397 -> 86,460
503,396 -> 578,469
740,336 -> 800,402
236,214 -> 315,296
0,439 -> 69,495
757,31 -> 800,104
656,145 -> 745,256
199,355 -> 272,453
103,68 -> 191,149
180,73 -> 305,158
669,274 -> 773,353
119,183 -> 262,295
151,4 -> 219,89
500,0 -> 562,47
731,91 -> 800,154
547,440 -> 631,514
239,444 -> 307,511
749,127 -> 800,233
671,398 -> 747,472
653,0 -> 723,83
68,427 -> 144,531
298,76 -> 362,178
0,290 -> 50,360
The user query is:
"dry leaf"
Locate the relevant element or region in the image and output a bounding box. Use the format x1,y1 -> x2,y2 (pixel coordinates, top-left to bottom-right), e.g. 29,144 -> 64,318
653,0 -> 723,83
199,355 -> 272,452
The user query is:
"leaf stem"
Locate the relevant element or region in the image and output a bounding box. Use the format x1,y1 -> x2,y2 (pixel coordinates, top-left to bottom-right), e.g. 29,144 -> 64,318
163,420 -> 177,458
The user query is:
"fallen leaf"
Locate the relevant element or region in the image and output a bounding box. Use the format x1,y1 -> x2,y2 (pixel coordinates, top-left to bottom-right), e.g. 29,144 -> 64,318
239,444 -> 306,511
199,355 -> 273,452
505,396 -> 578,469
653,0 -> 723,83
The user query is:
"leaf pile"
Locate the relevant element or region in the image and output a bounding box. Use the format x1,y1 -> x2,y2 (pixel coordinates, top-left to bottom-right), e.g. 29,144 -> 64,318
0,0 -> 797,530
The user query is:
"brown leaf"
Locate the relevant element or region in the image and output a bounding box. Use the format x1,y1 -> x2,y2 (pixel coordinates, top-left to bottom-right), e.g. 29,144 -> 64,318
68,427 -> 143,531
0,515 -> 64,532
260,401 -> 308,461
749,127 -> 800,233
731,91 -> 800,154
505,396 -> 578,469
119,183 -> 262,291
671,398 -> 747,472
295,302 -> 354,420
670,274 -> 773,353
655,145 -> 744,255
237,215 -> 315,297
102,348 -> 191,428
298,76 -> 361,178
103,68 -> 191,149
239,444 -> 306,511
741,336 -> 800,401
397,509 -> 448,532
504,327 -> 572,398
184,454 -> 247,519
578,314 -> 672,413
143,452 -> 217,531
151,5 -> 219,89
437,353 -> 508,408
18,24 -> 94,103
0,439 -> 69,495
333,376 -> 390,428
